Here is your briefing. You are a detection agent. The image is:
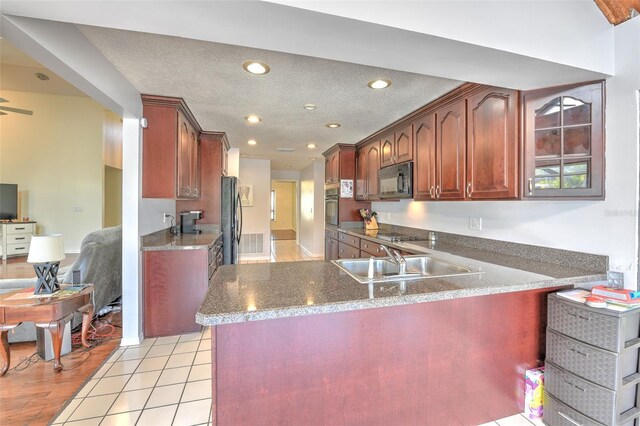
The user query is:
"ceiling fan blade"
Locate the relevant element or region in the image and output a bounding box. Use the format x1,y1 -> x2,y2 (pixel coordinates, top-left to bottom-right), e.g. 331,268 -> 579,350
0,106 -> 33,115
0,112 -> 7,115
0,98 -> 7,103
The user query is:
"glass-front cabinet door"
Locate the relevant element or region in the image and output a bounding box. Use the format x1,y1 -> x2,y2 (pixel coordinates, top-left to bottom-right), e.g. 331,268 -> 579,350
523,81 -> 604,199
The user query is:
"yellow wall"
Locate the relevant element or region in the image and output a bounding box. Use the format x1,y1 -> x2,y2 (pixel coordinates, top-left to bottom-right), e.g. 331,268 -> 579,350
271,181 -> 296,230
0,90 -> 110,251
104,166 -> 122,227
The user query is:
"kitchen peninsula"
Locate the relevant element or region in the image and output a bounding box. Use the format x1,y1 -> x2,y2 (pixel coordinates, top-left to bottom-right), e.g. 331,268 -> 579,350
197,235 -> 606,425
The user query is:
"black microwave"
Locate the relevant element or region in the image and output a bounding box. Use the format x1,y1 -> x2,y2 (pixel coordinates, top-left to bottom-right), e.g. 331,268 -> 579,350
378,162 -> 413,199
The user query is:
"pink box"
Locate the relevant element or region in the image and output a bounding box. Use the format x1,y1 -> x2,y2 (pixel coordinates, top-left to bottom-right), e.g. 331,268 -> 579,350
525,367 -> 544,419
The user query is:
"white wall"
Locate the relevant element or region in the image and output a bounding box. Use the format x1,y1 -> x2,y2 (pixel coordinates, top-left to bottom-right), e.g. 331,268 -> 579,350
299,160 -> 325,256
227,148 -> 240,177
271,169 -> 301,181
373,18 -> 640,288
0,90 -> 105,251
239,159 -> 271,259
273,1 -> 613,75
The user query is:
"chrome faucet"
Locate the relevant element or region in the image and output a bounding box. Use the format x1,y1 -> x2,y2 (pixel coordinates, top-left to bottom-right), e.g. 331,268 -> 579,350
379,244 -> 407,275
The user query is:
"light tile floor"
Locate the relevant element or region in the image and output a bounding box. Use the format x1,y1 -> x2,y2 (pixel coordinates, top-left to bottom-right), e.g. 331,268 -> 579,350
240,240 -> 322,264
52,327 -> 546,426
52,328 -> 214,426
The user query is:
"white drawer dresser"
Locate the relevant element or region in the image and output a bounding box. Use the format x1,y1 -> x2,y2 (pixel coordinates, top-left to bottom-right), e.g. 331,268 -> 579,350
0,222 -> 36,260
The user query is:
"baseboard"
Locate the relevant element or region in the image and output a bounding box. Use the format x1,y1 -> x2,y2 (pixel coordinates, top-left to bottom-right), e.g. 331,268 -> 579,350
299,243 -> 323,258
120,331 -> 144,346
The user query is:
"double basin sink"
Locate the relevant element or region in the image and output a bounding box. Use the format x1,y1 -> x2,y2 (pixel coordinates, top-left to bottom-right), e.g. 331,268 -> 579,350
333,255 -> 481,284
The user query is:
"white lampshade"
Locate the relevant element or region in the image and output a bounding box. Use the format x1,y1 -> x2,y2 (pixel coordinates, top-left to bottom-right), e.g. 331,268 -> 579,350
27,234 -> 66,263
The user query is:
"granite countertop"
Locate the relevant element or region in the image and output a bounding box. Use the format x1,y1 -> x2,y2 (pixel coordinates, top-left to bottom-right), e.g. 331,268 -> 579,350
196,249 -> 605,326
141,229 -> 222,251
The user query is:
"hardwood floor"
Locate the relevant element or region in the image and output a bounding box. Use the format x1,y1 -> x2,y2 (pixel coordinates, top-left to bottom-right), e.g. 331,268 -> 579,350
0,254 -> 78,280
0,311 -> 121,426
270,229 -> 296,240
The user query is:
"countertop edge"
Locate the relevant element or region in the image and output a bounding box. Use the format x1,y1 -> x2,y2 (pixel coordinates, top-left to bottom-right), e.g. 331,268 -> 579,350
195,273 -> 604,326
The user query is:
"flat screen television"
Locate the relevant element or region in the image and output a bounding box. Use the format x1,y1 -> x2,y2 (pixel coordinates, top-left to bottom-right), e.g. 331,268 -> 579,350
0,184 -> 18,221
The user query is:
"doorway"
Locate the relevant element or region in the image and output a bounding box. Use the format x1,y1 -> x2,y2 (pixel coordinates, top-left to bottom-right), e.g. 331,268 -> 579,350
270,180 -> 298,241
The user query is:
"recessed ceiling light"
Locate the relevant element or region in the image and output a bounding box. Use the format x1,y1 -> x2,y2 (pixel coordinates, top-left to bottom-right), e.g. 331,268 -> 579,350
35,73 -> 50,81
325,123 -> 341,128
240,153 -> 249,157
303,104 -> 316,110
245,115 -> 262,124
367,79 -> 391,89
242,61 -> 270,75
285,166 -> 292,169
247,139 -> 257,146
307,143 -> 317,149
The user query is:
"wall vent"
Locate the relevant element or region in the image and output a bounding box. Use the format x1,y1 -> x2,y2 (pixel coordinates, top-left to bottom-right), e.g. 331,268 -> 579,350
276,147 -> 295,152
239,233 -> 264,254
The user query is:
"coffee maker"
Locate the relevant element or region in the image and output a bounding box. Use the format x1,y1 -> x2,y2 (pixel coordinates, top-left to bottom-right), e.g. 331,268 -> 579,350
179,210 -> 203,234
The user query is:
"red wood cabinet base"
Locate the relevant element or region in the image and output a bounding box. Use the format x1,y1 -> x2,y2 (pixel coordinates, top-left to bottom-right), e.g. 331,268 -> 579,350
143,249 -> 208,337
209,286 -> 566,425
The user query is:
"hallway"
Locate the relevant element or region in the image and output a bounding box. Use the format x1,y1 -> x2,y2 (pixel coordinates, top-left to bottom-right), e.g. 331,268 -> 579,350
239,240 -> 322,263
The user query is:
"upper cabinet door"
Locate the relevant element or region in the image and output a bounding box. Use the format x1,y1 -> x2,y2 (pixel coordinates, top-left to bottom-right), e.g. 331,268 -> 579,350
367,142 -> 381,199
466,87 -> 519,199
177,112 -> 192,198
380,134 -> 395,168
355,147 -> 368,200
523,81 -> 604,199
324,151 -> 339,183
394,124 -> 413,164
413,113 -> 437,201
435,100 -> 466,200
189,129 -> 200,198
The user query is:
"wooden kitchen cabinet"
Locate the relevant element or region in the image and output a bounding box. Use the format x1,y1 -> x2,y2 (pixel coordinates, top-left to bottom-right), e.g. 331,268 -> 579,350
324,228 -> 339,261
177,110 -> 200,198
355,140 -> 381,200
324,150 -> 340,184
176,132 -> 229,225
435,99 -> 466,200
466,87 -> 519,199
522,81 -> 604,199
380,125 -> 413,168
413,112 -> 437,201
323,145 -> 371,223
142,95 -> 202,199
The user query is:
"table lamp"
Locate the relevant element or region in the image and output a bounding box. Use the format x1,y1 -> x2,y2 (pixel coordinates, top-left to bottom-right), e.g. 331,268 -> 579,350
27,234 -> 66,294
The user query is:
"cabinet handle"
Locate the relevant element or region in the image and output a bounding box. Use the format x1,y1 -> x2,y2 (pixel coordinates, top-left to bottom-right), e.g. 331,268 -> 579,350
558,412 -> 583,426
528,178 -> 533,195
569,348 -> 589,357
15,227 -> 25,230
562,379 -> 586,392
15,237 -> 25,240
15,247 -> 26,250
567,312 -> 590,321
435,185 -> 441,199
466,182 -> 472,198
429,186 -> 435,198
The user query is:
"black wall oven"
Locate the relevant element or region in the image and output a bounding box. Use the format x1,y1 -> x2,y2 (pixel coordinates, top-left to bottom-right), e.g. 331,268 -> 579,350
325,185 -> 339,226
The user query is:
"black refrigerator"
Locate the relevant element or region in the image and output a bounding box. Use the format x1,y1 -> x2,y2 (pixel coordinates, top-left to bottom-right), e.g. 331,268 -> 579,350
221,176 -> 242,264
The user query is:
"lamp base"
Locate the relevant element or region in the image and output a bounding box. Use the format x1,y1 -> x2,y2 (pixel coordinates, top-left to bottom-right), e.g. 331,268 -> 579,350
33,262 -> 61,294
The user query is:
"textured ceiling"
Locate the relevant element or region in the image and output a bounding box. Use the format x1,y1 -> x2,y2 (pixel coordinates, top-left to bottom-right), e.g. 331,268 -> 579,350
78,25 -> 461,171
0,39 -> 88,97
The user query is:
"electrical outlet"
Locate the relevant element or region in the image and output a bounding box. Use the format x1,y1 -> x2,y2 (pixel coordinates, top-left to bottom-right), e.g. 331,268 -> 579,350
469,217 -> 482,231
